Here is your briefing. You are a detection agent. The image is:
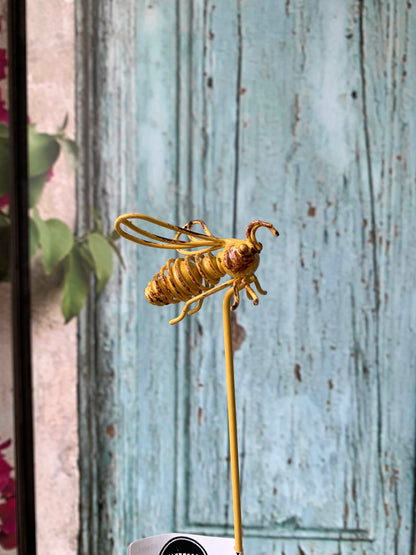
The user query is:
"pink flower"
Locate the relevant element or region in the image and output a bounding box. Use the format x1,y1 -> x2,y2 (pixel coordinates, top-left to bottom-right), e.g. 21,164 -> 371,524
0,89 -> 8,124
1,477 -> 15,501
0,195 -> 9,209
0,440 -> 12,492
0,48 -> 7,80
0,497 -> 17,549
0,440 -> 17,550
0,498 -> 16,534
0,46 -> 8,126
0,457 -> 11,492
46,167 -> 54,182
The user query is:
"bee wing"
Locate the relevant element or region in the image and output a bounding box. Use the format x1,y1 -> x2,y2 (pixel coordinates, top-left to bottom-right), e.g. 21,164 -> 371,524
114,213 -> 225,255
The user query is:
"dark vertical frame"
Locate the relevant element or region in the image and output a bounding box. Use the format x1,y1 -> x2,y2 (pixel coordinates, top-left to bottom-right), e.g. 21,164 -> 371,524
7,0 -> 37,553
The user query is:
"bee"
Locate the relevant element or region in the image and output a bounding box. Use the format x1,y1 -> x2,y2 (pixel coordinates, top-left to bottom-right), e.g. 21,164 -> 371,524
114,213 -> 279,325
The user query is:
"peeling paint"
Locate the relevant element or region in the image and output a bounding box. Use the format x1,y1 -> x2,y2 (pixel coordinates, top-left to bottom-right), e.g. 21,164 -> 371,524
294,363 -> 302,382
231,312 -> 246,351
106,424 -> 115,438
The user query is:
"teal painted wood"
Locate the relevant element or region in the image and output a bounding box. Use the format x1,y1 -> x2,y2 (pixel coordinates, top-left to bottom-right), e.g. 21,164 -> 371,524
76,1 -> 416,554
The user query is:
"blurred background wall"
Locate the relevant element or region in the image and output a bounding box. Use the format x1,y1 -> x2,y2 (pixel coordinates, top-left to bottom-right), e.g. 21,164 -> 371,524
1,2 -> 415,555
0,0 -> 78,553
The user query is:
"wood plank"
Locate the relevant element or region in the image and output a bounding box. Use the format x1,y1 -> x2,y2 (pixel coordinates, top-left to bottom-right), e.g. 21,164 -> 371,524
76,1 -> 416,553
77,0 -> 180,551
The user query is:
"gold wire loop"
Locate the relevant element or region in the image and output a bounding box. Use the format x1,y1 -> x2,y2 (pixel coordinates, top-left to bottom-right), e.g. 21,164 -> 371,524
115,213 -> 224,254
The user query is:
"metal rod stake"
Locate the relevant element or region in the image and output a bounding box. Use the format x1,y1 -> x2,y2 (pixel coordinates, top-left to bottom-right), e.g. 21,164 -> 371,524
223,287 -> 243,555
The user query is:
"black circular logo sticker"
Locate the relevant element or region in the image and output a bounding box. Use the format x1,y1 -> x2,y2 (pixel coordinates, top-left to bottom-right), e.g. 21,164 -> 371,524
160,536 -> 207,555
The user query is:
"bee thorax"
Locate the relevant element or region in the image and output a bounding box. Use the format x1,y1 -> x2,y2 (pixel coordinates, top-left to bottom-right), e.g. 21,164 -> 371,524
219,244 -> 260,278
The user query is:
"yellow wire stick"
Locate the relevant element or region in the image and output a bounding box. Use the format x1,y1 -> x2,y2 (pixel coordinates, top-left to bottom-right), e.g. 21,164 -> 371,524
223,287 -> 243,555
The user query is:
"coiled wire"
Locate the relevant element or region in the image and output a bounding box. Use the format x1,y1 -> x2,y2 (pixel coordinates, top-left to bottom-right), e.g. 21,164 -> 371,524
145,253 -> 226,306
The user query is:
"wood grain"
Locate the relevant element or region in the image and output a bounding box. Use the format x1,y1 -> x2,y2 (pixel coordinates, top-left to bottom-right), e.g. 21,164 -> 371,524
76,1 -> 416,553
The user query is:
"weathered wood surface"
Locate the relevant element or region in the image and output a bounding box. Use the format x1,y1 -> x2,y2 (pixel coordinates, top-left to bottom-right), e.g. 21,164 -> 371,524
76,1 -> 416,554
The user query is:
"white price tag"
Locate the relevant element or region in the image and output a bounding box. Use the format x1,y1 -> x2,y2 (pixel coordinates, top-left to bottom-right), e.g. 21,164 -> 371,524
128,533 -> 237,555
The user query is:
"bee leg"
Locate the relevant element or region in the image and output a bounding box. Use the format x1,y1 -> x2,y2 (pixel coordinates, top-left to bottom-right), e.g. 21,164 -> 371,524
252,275 -> 267,296
169,278 -> 235,325
243,279 -> 259,306
231,280 -> 241,311
170,298 -> 199,325
188,298 -> 204,316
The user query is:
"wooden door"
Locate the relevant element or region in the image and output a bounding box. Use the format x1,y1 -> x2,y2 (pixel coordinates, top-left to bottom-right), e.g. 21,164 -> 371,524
76,1 -> 416,553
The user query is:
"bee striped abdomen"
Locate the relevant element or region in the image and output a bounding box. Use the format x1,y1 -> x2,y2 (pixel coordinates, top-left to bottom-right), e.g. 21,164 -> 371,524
144,253 -> 225,306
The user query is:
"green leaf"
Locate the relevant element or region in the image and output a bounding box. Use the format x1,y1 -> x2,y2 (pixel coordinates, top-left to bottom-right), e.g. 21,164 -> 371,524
0,137 -> 9,195
58,114 -> 69,134
28,173 -> 48,208
33,209 -> 74,274
109,228 -> 120,241
0,212 -> 9,227
29,217 -> 40,259
0,123 -> 9,139
0,126 -> 60,197
43,219 -> 74,274
32,208 -> 50,271
76,241 -> 95,272
107,237 -> 125,268
106,228 -> 124,267
28,125 -> 60,178
91,207 -> 103,234
57,136 -> 78,174
61,246 -> 90,323
87,232 -> 114,292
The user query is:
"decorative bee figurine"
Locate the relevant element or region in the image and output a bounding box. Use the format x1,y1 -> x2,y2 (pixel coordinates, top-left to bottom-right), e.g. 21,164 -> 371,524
114,213 -> 279,325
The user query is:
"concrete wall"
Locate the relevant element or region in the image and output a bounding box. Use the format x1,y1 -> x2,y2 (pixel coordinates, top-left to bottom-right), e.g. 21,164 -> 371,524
0,1 -> 78,553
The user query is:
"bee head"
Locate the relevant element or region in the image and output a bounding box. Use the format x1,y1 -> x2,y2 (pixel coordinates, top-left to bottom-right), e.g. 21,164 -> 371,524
237,243 -> 253,257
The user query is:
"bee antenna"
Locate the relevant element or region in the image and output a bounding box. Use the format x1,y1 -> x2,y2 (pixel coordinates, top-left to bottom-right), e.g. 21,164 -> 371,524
246,220 -> 279,251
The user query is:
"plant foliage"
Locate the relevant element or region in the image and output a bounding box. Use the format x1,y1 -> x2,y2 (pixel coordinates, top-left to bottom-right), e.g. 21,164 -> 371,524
0,121 -> 121,322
